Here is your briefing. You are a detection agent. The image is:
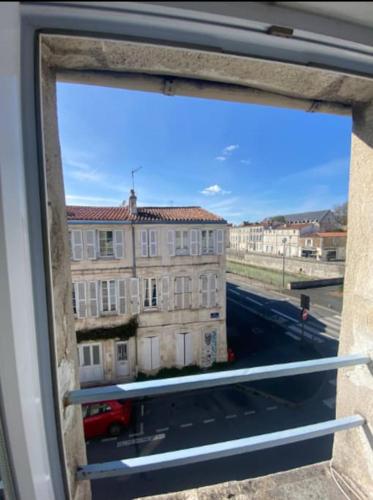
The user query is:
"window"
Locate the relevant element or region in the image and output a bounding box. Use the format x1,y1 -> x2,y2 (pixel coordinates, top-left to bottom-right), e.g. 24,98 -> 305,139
140,229 -> 158,257
174,276 -> 192,309
72,286 -> 77,315
175,230 -> 189,255
99,230 -> 114,257
200,274 -> 218,308
201,229 -> 215,254
144,278 -> 158,309
101,280 -> 116,312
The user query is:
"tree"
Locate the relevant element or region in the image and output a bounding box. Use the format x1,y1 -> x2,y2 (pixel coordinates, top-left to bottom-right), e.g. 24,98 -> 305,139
333,202 -> 348,225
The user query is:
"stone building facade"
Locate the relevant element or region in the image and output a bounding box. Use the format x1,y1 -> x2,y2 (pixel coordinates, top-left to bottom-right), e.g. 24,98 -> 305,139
68,192 -> 228,385
299,232 -> 347,261
229,223 -> 264,252
262,223 -> 317,257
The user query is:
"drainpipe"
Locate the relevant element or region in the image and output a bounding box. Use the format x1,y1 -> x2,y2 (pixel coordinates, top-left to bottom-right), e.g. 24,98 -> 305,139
131,222 -> 139,377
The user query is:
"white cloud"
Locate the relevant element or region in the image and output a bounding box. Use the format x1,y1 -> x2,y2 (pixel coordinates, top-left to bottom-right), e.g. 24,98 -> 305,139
215,144 -> 239,161
201,184 -> 231,196
215,156 -> 226,161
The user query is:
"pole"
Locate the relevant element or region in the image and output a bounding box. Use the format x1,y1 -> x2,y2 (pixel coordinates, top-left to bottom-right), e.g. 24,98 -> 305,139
282,238 -> 286,288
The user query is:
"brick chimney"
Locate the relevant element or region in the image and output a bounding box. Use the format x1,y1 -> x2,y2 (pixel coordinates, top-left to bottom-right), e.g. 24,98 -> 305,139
128,189 -> 138,215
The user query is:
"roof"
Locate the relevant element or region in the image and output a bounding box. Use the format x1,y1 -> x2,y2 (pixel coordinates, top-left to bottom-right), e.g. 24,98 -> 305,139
66,205 -> 226,224
302,232 -> 347,238
282,210 -> 331,223
275,223 -> 314,230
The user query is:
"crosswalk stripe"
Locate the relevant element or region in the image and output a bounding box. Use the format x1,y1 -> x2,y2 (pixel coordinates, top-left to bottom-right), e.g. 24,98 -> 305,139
296,320 -> 339,336
288,325 -> 324,343
320,316 -> 341,329
284,330 -> 301,341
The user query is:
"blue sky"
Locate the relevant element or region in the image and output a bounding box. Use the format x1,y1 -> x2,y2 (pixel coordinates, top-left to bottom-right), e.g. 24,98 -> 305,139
57,82 -> 351,223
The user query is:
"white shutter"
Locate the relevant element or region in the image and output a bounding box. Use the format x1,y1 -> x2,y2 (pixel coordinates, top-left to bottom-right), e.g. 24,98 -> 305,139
175,334 -> 184,367
175,277 -> 183,309
151,337 -> 160,370
141,338 -> 152,371
190,229 -> 199,256
114,230 -> 125,259
217,229 -> 224,255
185,333 -> 193,366
161,276 -> 170,311
185,277 -> 192,308
149,229 -> 158,257
200,275 -> 208,307
88,281 -> 98,317
140,230 -> 148,257
167,230 -> 175,256
209,274 -> 217,307
77,282 -> 86,318
84,230 -> 96,260
68,231 -> 73,259
117,279 -> 126,314
130,277 -> 140,314
72,230 -> 83,260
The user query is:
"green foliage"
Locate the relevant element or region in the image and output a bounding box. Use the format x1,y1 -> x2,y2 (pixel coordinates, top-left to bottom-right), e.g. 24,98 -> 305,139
136,361 -> 231,381
76,315 -> 138,342
227,261 -> 310,288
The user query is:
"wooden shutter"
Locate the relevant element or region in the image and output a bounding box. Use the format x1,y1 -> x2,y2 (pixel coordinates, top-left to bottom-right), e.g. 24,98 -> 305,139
151,337 -> 160,370
130,277 -> 140,314
185,333 -> 193,366
68,231 -> 73,259
175,334 -> 184,367
117,279 -> 126,314
175,277 -> 183,309
114,230 -> 125,259
72,230 -> 83,260
88,281 -> 98,317
185,277 -> 192,308
84,230 -> 96,260
209,274 -> 217,307
200,275 -> 208,307
167,230 -> 175,256
217,229 -> 224,255
190,229 -> 199,255
149,229 -> 158,257
140,230 -> 148,257
161,276 -> 170,311
76,282 -> 86,318
141,338 -> 152,371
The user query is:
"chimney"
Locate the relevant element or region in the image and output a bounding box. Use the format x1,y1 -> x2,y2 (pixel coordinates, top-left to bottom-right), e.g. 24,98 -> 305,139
128,189 -> 138,215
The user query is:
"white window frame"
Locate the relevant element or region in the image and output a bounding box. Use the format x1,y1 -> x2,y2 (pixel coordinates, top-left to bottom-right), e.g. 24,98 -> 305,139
98,230 -> 114,258
201,229 -> 216,255
143,277 -> 158,310
100,279 -> 117,314
175,229 -> 189,255
174,276 -> 192,310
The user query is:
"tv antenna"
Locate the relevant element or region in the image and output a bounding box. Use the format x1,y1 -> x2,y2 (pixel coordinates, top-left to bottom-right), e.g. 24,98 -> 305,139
131,166 -> 142,191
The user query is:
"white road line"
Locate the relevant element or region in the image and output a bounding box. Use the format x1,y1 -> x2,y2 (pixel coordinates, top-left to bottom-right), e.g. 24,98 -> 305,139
156,427 -> 169,433
225,414 -> 237,419
284,330 -> 301,341
180,423 -> 193,428
288,325 -> 325,343
129,422 -> 144,437
244,410 -> 256,416
227,297 -> 255,313
266,406 -> 278,411
141,404 -> 144,417
321,316 -> 342,329
117,433 -> 165,448
203,419 -> 215,424
329,379 -> 337,386
323,397 -> 336,409
229,289 -> 263,306
101,437 -> 117,442
270,308 -> 297,323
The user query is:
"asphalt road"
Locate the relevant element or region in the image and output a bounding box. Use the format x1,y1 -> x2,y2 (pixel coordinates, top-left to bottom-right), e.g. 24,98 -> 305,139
88,278 -> 340,499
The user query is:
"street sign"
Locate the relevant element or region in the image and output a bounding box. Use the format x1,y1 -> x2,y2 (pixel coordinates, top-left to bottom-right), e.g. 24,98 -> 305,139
300,294 -> 310,310
302,308 -> 309,321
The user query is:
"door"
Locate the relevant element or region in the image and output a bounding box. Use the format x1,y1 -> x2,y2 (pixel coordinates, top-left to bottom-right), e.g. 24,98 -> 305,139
176,333 -> 193,367
201,331 -> 217,368
116,341 -> 129,377
78,343 -> 104,383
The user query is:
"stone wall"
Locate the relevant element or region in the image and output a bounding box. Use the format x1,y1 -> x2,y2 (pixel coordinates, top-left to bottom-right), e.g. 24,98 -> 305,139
227,250 -> 345,279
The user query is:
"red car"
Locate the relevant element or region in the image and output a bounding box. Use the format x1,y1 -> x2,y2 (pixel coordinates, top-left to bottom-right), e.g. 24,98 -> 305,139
82,400 -> 132,439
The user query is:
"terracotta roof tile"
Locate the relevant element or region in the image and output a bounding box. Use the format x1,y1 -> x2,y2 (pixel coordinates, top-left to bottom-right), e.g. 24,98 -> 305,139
66,205 -> 226,223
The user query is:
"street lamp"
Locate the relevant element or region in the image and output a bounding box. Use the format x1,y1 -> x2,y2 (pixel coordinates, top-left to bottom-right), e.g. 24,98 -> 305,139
282,238 -> 287,288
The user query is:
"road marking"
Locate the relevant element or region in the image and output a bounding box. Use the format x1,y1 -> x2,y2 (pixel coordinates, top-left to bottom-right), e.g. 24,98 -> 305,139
101,437 -> 117,442
156,427 -> 169,433
321,317 -> 341,330
323,397 -> 336,409
244,410 -> 256,416
288,325 -> 325,343
329,379 -> 337,387
270,308 -> 297,323
180,423 -> 193,428
203,418 -> 215,424
117,433 -> 165,448
284,330 -> 301,341
129,422 -> 144,437
266,406 -> 278,411
227,297 -> 256,313
141,404 -> 144,417
225,414 -> 237,419
229,289 -> 263,306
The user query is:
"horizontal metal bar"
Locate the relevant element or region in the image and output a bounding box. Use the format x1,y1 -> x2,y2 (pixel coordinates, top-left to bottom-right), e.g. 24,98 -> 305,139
77,415 -> 364,480
66,354 -> 370,405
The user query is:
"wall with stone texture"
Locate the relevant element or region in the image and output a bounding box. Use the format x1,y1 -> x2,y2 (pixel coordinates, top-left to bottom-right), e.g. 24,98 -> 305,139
227,250 -> 345,278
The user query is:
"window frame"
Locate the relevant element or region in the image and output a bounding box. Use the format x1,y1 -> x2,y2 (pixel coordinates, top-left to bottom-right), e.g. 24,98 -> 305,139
143,277 -> 158,310
98,230 -> 114,258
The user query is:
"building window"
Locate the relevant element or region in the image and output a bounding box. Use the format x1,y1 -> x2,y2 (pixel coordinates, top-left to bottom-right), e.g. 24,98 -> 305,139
101,280 -> 116,313
175,230 -> 189,255
200,274 -> 218,308
174,276 -> 192,309
201,229 -> 215,254
144,278 -> 158,309
99,230 -> 114,257
72,286 -> 77,315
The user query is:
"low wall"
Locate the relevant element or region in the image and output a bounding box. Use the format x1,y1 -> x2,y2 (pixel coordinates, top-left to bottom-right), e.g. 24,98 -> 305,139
227,250 -> 345,279
289,277 -> 344,289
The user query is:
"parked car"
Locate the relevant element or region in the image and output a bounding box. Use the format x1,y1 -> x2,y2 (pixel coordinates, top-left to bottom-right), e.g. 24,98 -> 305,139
82,399 -> 132,439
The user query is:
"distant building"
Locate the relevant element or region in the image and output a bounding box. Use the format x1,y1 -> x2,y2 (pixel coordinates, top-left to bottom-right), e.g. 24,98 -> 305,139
299,232 -> 347,261
229,223 -> 264,252
262,223 -> 316,257
271,209 -> 341,231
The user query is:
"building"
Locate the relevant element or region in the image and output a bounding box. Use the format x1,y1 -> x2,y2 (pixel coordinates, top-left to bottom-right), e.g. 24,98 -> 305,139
262,223 -> 317,257
67,191 -> 228,385
272,209 -> 341,231
229,223 -> 264,252
299,232 -> 347,260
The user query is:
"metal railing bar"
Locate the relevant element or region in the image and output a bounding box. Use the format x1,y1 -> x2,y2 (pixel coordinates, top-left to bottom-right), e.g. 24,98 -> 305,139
67,354 -> 370,405
76,415 -> 364,480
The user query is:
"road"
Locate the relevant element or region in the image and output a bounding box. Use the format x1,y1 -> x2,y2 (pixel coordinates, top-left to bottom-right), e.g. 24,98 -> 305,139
88,277 -> 340,499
